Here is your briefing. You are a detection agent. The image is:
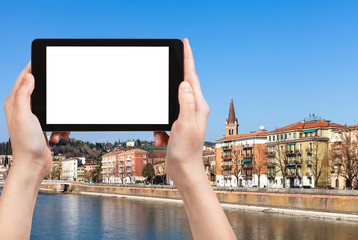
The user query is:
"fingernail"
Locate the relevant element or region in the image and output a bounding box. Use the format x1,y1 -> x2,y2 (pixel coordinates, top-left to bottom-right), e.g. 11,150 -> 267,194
180,81 -> 191,92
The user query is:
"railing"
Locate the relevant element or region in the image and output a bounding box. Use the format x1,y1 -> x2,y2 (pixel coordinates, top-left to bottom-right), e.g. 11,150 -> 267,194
243,163 -> 253,169
222,145 -> 232,150
243,144 -> 253,149
266,152 -> 275,157
267,162 -> 275,168
243,154 -> 254,159
221,155 -> 232,160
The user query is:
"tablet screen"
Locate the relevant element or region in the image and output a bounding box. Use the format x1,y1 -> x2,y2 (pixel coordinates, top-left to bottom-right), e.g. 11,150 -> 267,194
46,46 -> 169,125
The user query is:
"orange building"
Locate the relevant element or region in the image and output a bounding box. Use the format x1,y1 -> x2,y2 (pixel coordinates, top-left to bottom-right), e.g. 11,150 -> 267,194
101,149 -> 148,184
215,98 -> 268,187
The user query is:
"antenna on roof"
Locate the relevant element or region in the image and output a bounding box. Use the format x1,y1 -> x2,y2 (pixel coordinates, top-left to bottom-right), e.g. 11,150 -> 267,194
304,114 -> 321,123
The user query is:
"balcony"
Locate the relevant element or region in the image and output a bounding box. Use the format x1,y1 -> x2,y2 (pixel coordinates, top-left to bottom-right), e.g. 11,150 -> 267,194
222,145 -> 232,151
267,162 -> 275,168
287,161 -> 295,166
243,144 -> 253,149
203,160 -> 210,165
243,163 -> 253,169
223,166 -> 232,171
266,152 -> 275,157
221,155 -> 232,161
243,153 -> 254,159
286,150 -> 296,156
126,162 -> 132,167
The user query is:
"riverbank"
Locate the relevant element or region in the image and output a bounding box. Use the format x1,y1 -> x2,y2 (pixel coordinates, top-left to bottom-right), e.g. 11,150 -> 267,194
3,181 -> 358,222
37,182 -> 358,222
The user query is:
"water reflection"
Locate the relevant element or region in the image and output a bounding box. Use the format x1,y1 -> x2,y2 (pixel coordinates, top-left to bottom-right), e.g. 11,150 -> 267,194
29,192 -> 358,240
31,193 -> 192,240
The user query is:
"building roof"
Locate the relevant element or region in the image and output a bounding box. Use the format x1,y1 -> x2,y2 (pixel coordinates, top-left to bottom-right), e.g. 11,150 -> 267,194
348,124 -> 358,129
149,150 -> 166,158
103,151 -> 124,156
268,119 -> 343,134
124,149 -> 148,154
227,98 -> 237,124
103,149 -> 148,156
216,130 -> 267,142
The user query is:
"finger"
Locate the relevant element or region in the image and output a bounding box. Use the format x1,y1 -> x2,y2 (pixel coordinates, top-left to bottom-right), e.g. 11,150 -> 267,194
9,62 -> 31,99
183,38 -> 207,113
62,132 -> 71,140
4,63 -> 32,121
50,132 -> 62,143
178,81 -> 195,121
51,132 -> 70,143
154,131 -> 169,147
13,73 -> 35,114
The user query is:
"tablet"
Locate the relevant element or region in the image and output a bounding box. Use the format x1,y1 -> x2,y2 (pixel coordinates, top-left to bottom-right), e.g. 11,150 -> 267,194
31,39 -> 183,131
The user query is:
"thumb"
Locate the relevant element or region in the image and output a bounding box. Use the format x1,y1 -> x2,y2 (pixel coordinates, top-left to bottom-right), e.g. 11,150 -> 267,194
178,81 -> 195,121
14,73 -> 35,112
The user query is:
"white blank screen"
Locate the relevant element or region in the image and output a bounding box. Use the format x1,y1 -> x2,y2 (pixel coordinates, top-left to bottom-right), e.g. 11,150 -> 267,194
46,46 -> 169,124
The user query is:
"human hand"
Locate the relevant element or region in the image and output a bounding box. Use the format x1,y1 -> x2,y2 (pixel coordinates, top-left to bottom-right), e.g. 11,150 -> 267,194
154,38 -> 210,187
4,62 -> 70,179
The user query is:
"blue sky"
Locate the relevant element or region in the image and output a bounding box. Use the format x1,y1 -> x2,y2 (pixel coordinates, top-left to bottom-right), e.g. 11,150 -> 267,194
1,0 -> 358,143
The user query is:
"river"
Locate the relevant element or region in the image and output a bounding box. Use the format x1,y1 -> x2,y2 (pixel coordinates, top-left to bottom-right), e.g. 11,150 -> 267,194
27,192 -> 358,239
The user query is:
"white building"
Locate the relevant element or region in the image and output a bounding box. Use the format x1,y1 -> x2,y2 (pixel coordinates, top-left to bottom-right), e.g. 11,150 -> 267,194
62,157 -> 85,181
126,140 -> 136,147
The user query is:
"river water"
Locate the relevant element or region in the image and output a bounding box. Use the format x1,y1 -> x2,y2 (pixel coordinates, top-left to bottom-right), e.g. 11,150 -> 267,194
29,192 -> 358,240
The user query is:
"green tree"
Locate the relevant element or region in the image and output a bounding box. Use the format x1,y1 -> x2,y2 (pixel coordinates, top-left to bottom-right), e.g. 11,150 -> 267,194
142,163 -> 155,184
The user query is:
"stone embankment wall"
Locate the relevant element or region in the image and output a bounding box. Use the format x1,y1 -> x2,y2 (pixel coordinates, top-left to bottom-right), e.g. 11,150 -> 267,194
38,182 -> 358,214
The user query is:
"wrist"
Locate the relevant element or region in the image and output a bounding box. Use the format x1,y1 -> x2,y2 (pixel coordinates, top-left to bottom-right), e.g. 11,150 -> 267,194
170,162 -> 210,191
9,159 -> 48,185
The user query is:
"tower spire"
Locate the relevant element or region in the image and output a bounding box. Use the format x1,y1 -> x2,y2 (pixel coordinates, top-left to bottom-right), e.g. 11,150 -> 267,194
225,98 -> 238,137
227,97 -> 236,124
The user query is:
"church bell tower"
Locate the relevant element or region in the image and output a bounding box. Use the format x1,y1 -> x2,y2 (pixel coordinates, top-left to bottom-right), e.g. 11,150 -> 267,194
225,98 -> 238,137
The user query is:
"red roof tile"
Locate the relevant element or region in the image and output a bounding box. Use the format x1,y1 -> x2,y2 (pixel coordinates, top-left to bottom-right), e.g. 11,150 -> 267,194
216,130 -> 267,142
268,119 -> 343,133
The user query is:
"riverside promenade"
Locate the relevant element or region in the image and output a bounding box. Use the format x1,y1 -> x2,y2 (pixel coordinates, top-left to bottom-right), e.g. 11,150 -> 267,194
34,180 -> 358,222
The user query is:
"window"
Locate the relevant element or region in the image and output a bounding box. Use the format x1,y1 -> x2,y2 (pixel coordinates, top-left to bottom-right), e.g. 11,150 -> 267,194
143,160 -> 146,164
285,134 -> 287,140
309,143 -> 313,151
281,135 -> 283,140
273,136 -> 275,141
299,144 -> 302,151
269,136 -> 271,141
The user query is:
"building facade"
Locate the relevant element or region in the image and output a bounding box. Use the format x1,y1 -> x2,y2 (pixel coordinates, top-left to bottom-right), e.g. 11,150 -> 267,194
62,158 -> 85,181
102,149 -> 148,184
216,98 -> 267,187
216,130 -> 268,187
266,117 -> 342,188
330,124 -> 358,189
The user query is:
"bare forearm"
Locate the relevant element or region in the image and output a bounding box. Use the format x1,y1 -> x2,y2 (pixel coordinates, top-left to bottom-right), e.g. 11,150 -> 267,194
176,167 -> 236,240
0,162 -> 43,240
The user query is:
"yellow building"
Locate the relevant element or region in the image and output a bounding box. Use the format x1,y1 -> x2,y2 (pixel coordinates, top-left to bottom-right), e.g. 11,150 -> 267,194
266,117 -> 342,188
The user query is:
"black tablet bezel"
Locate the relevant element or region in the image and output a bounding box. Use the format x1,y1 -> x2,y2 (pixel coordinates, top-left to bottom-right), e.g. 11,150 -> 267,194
31,39 -> 183,131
